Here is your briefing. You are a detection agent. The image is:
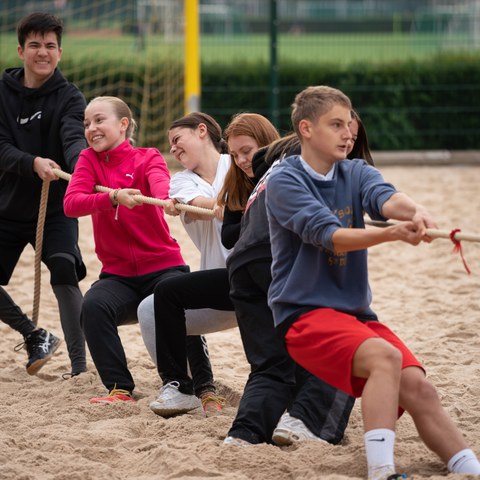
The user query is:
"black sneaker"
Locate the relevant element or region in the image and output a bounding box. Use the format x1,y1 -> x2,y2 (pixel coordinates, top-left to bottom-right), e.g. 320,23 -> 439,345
24,328 -> 61,375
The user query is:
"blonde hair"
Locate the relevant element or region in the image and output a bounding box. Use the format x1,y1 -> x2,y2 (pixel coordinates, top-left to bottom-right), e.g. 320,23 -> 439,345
219,113 -> 280,211
87,96 -> 137,144
291,86 -> 352,138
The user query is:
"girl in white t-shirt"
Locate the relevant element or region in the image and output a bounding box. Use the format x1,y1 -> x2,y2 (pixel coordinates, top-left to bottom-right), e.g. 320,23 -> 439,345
138,112 -> 279,417
138,113 -> 235,417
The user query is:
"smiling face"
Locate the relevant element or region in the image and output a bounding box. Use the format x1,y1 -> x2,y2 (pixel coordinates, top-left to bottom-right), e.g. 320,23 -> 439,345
168,125 -> 205,171
299,104 -> 353,171
227,135 -> 259,178
18,31 -> 62,88
83,100 -> 128,153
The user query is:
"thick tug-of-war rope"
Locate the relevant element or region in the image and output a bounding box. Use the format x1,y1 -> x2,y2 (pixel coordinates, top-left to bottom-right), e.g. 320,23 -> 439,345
32,180 -> 50,325
29,169 -> 476,332
52,168 -> 214,216
52,168 -> 478,269
31,169 -> 212,326
365,219 -> 475,274
364,219 -> 480,244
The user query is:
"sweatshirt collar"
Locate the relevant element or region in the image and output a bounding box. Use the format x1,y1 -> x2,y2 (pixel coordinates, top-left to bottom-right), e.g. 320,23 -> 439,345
3,67 -> 63,96
298,155 -> 336,181
97,139 -> 133,164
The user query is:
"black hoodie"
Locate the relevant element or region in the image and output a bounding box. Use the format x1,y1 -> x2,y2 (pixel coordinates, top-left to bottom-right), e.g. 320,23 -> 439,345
0,67 -> 86,223
225,148 -> 276,275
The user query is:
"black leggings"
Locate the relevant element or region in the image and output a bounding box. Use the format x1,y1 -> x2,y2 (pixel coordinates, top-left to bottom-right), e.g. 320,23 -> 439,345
227,260 -> 355,444
154,268 -> 234,395
82,266 -> 215,393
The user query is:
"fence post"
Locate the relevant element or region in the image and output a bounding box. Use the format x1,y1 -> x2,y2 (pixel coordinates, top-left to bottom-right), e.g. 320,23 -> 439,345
185,0 -> 200,114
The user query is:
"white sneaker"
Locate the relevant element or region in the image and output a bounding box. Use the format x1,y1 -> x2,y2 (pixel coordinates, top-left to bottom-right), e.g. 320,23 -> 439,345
368,465 -> 399,480
272,412 -> 327,446
149,381 -> 201,417
223,436 -> 253,447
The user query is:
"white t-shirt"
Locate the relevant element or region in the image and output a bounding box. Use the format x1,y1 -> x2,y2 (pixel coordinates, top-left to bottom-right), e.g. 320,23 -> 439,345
169,154 -> 232,270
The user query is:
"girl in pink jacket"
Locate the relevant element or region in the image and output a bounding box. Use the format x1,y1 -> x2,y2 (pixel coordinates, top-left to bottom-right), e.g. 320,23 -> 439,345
64,96 -> 214,404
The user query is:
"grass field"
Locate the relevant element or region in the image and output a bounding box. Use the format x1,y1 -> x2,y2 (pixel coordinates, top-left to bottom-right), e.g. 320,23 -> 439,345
1,27 -> 476,150
0,31 -> 472,66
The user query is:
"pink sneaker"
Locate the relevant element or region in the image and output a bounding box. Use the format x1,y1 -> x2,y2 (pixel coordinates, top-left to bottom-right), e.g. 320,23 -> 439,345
90,387 -> 135,404
200,392 -> 226,416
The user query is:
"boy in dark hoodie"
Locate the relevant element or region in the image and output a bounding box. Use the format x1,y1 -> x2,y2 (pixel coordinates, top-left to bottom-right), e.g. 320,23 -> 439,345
0,12 -> 87,376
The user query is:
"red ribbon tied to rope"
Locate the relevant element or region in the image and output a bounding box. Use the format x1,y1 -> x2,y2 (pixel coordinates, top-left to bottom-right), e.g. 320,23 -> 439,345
449,229 -> 471,274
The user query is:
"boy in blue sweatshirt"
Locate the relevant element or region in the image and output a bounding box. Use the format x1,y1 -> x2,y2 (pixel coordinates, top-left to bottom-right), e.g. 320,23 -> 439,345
265,85 -> 480,480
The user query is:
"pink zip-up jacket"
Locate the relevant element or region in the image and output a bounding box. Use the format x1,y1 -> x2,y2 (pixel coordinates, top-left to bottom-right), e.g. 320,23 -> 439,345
64,139 -> 185,276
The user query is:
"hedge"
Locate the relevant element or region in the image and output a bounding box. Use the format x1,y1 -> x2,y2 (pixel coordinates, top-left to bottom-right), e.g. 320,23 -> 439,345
2,52 -> 479,150
202,52 -> 480,150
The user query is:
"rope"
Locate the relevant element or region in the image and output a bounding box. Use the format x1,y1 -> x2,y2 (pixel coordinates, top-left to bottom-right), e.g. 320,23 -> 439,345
33,167 -> 212,327
32,180 -> 50,326
364,219 -> 480,243
32,169 -> 477,328
52,168 -> 214,216
449,228 -> 471,274
365,218 -> 477,274
53,167 -> 480,241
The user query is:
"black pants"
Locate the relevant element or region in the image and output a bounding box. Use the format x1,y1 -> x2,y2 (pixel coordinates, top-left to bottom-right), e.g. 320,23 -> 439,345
227,260 -> 355,445
0,214 -> 86,371
82,266 -> 214,393
154,268 -> 234,395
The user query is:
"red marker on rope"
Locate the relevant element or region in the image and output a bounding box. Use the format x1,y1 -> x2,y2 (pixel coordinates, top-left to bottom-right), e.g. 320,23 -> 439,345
449,229 -> 471,275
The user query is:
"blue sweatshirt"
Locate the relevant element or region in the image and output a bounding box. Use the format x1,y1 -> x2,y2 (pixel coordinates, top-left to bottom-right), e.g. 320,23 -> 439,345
266,155 -> 396,336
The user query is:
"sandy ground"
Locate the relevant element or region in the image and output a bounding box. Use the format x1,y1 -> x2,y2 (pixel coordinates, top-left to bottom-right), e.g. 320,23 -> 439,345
1,165 -> 479,480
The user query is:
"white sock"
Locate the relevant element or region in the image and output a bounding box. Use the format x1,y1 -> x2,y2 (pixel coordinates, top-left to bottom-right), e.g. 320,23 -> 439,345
365,429 -> 396,479
448,448 -> 480,474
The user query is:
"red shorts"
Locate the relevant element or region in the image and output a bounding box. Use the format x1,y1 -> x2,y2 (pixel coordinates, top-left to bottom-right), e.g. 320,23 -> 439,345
285,308 -> 423,398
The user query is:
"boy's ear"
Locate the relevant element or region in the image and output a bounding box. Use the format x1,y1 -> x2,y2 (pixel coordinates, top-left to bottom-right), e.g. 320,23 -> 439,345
298,119 -> 311,138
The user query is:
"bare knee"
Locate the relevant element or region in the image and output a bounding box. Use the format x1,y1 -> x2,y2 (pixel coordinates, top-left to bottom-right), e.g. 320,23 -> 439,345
400,370 -> 440,413
354,338 -> 403,378
382,344 -> 403,370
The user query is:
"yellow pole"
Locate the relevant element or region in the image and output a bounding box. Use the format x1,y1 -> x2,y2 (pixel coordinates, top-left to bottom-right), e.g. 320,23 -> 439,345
184,0 -> 200,114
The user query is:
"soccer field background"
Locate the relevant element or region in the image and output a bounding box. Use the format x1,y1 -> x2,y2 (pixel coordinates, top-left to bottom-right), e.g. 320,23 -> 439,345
0,31 -> 468,66
1,0 -> 479,151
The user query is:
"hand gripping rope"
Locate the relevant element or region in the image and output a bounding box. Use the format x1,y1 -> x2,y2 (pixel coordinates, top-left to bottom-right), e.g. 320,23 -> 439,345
32,169 -> 215,325
53,168 -> 480,250
364,220 -> 476,274
52,168 -> 214,216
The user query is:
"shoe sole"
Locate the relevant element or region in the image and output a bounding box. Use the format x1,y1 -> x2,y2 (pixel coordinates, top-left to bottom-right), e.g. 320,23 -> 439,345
272,428 -> 327,446
223,437 -> 253,447
26,337 -> 61,376
150,402 -> 201,417
272,429 -> 296,446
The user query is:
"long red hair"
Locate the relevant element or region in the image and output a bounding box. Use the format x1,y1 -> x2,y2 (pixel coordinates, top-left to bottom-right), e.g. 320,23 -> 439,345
218,113 -> 280,211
